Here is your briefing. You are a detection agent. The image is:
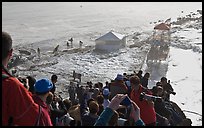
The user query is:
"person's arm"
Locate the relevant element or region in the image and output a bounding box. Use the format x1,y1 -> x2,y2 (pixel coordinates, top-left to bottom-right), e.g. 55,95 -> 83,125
135,119 -> 145,126
94,107 -> 114,126
129,100 -> 145,126
50,107 -> 67,118
94,94 -> 126,126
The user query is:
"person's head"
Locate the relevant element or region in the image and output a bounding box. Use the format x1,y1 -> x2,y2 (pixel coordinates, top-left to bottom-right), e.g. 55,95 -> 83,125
2,31 -> 13,65
63,98 -> 72,111
87,98 -> 95,107
156,81 -> 162,87
34,78 -> 53,98
151,86 -> 158,96
157,86 -> 163,96
115,74 -> 124,81
129,75 -> 140,90
138,70 -> 143,75
98,82 -> 103,90
88,101 -> 99,115
92,88 -> 100,99
103,88 -> 110,99
144,72 -> 150,79
26,76 -> 36,94
51,74 -> 58,83
96,94 -> 104,105
161,77 -> 167,84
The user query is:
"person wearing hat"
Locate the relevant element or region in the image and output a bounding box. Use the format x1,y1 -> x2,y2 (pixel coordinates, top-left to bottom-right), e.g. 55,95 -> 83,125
32,78 -> 54,126
109,74 -> 128,99
102,88 -> 111,109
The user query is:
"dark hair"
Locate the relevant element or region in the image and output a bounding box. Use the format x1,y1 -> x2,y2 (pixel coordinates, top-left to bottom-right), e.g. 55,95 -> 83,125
138,70 -> 143,74
96,95 -> 104,105
88,101 -> 99,114
161,77 -> 167,82
2,31 -> 12,60
63,99 -> 72,110
26,76 -> 36,94
51,74 -> 58,81
156,81 -> 162,86
144,72 -> 150,78
87,98 -> 95,107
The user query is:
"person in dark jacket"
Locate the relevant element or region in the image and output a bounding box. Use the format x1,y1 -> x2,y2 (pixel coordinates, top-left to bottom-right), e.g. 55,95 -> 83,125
141,72 -> 150,88
136,70 -> 143,81
160,77 -> 175,101
50,74 -> 58,95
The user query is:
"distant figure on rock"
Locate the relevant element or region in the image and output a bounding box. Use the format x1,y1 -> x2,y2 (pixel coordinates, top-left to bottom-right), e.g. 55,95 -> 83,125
53,45 -> 59,54
79,41 -> 83,48
67,41 -> 70,49
68,38 -> 73,48
37,47 -> 40,58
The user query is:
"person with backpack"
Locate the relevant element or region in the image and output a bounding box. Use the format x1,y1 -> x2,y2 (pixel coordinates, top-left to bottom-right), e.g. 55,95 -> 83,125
2,31 -> 46,126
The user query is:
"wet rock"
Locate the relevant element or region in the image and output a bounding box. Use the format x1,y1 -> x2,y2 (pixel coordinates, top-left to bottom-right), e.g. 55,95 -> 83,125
19,49 -> 31,55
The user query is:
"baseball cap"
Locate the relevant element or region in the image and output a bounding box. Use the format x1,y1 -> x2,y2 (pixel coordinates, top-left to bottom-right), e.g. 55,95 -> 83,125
34,78 -> 53,93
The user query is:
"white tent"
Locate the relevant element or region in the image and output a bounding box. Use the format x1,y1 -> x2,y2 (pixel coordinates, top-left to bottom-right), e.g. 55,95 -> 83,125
95,31 -> 126,51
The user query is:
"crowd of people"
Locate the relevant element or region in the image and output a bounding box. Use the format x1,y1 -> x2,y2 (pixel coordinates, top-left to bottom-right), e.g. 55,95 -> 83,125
2,31 -> 192,126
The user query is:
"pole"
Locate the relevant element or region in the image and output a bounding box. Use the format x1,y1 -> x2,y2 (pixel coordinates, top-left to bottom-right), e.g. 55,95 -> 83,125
183,110 -> 202,117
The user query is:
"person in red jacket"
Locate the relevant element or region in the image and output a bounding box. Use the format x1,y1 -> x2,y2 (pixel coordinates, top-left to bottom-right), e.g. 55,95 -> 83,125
2,31 -> 45,126
32,78 -> 53,126
129,75 -> 156,126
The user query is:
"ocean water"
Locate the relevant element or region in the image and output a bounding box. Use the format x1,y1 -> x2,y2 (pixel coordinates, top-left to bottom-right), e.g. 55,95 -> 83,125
2,2 -> 202,47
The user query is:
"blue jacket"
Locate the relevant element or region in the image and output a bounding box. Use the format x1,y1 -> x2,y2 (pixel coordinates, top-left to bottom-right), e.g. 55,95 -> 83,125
94,107 -> 145,126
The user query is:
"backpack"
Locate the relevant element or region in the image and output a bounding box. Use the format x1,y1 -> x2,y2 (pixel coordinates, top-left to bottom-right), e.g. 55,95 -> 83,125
2,73 -> 42,126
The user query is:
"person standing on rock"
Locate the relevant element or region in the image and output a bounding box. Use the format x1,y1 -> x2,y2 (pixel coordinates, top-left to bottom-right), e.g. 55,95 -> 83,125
68,38 -> 73,48
37,48 -> 40,59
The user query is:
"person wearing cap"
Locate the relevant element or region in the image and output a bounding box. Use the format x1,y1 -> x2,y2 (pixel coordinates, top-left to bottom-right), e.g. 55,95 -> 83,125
109,74 -> 128,99
32,78 -> 54,126
102,88 -> 111,109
